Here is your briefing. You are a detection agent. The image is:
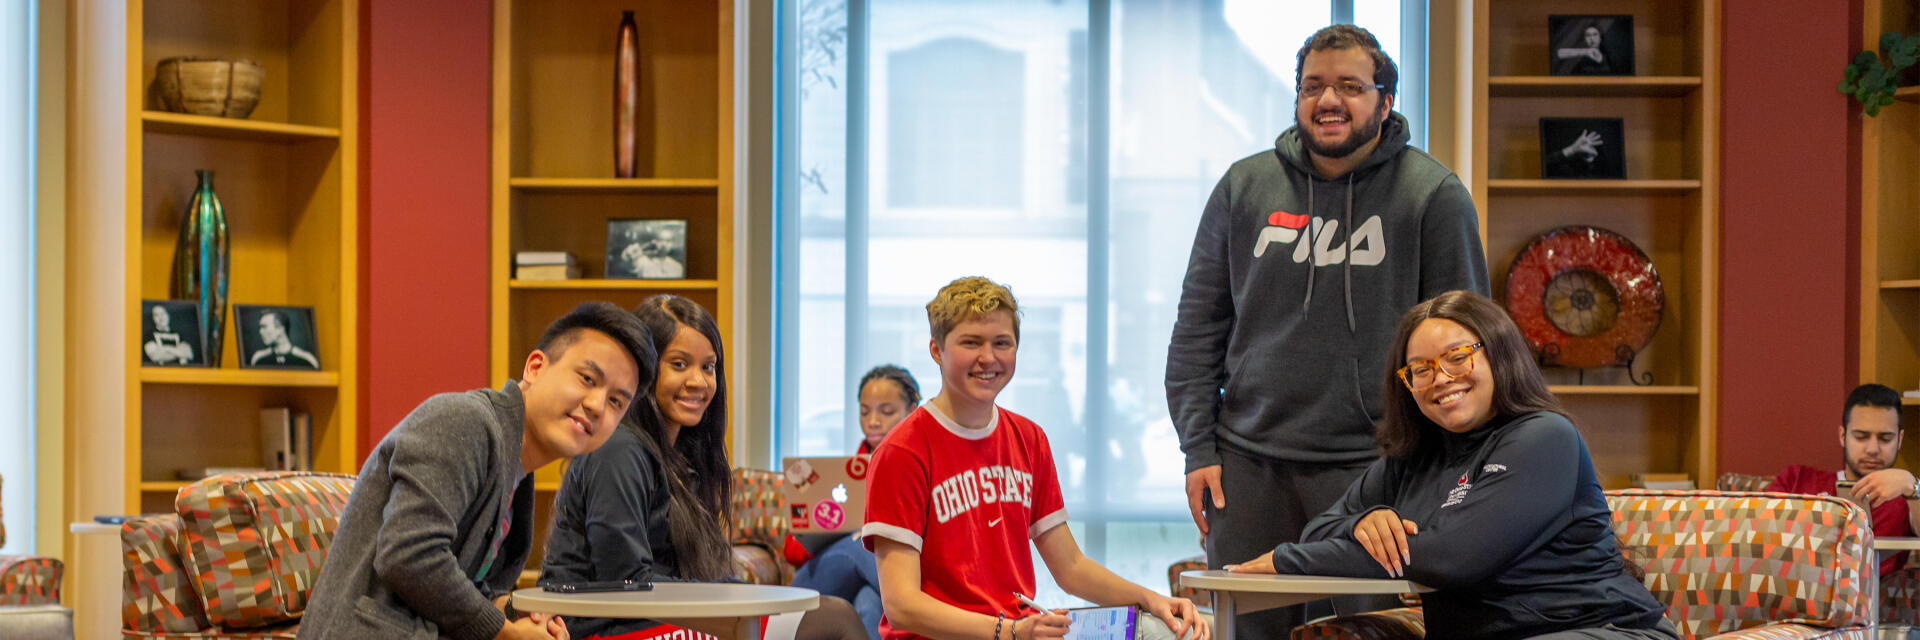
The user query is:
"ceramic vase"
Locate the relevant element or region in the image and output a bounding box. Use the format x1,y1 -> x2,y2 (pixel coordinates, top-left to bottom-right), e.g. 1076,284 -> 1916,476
615,10 -> 640,178
170,169 -> 229,365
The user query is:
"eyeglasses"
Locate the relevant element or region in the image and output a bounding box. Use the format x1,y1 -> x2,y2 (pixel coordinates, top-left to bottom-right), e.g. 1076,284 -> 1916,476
1297,81 -> 1385,99
1397,342 -> 1484,391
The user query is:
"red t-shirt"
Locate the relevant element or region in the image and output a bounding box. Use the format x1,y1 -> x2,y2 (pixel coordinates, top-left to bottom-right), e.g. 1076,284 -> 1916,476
860,404 -> 1068,640
1767,464 -> 1911,574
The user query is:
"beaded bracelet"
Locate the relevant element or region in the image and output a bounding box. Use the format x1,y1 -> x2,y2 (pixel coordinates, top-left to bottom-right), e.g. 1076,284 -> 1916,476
994,613 -> 1006,640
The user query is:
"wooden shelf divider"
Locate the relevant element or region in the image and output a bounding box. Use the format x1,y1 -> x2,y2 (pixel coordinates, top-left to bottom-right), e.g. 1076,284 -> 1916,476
139,367 -> 341,387
1488,76 -> 1702,98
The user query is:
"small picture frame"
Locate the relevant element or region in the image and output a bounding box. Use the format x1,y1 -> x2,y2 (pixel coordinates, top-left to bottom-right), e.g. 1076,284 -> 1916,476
1540,117 -> 1626,180
606,218 -> 688,279
141,300 -> 206,367
235,305 -> 322,370
1549,15 -> 1634,76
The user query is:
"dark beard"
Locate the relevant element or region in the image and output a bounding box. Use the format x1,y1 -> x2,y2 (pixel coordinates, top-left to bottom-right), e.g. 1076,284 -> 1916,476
1299,106 -> 1386,160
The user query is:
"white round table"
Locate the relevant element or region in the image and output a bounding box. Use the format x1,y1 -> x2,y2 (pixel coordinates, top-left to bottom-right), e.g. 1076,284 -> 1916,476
510,583 -> 819,640
1180,570 -> 1427,640
1878,537 -> 1920,551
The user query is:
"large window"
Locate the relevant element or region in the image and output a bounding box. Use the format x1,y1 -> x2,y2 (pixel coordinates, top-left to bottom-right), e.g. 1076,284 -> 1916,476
775,0 -> 1426,602
0,0 -> 35,555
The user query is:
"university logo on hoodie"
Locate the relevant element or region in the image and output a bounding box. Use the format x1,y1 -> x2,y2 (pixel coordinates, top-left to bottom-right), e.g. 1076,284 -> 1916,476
1252,210 -> 1386,266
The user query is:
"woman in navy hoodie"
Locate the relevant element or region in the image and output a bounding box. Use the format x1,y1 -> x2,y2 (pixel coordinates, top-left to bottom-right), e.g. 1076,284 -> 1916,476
1228,291 -> 1676,639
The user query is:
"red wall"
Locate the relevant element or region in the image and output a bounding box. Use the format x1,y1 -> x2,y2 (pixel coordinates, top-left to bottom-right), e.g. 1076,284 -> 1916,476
1716,0 -> 1860,474
358,0 -> 493,453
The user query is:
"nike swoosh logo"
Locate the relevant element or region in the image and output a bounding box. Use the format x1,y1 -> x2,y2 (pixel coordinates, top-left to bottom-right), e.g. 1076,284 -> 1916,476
988,517 -> 1003,527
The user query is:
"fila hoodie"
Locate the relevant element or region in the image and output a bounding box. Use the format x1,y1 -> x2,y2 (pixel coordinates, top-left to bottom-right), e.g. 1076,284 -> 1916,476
1167,112 -> 1489,471
1269,412 -> 1672,639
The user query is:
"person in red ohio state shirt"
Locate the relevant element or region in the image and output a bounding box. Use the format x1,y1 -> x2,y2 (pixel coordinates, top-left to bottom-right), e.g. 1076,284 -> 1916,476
861,277 -> 1208,640
1767,383 -> 1920,576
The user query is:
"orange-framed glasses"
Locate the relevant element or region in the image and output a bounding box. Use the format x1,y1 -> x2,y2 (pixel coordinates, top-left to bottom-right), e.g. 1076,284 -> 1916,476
1397,342 -> 1484,391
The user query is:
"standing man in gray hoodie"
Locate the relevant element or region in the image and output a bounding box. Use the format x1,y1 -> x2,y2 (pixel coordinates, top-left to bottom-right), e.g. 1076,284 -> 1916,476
1166,24 -> 1489,637
299,302 -> 652,640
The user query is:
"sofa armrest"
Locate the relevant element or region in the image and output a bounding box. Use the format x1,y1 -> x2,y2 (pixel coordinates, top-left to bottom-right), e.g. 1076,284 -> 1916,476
1707,622 -> 1867,639
0,604 -> 72,640
731,543 -> 789,585
1289,607 -> 1424,640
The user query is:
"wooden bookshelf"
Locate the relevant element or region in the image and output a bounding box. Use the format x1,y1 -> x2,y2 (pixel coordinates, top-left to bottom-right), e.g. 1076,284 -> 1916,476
490,0 -> 735,573
1474,0 -> 1717,489
1860,0 -> 1920,471
119,0 -> 359,514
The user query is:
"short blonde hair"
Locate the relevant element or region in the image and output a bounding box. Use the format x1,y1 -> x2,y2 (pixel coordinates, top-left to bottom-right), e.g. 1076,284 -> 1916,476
926,276 -> 1021,345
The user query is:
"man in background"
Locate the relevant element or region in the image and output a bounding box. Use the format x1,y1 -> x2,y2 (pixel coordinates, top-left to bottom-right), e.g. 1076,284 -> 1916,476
1768,383 -> 1920,575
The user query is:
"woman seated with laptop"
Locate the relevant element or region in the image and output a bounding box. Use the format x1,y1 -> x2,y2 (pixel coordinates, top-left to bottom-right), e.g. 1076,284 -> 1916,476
542,295 -> 862,640
789,365 -> 923,639
1228,291 -> 1676,640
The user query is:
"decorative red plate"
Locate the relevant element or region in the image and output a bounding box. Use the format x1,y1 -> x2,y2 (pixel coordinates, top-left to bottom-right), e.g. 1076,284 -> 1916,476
1504,226 -> 1664,370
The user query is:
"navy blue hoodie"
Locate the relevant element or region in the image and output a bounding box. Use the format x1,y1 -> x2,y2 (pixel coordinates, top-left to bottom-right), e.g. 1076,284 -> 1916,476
1167,112 -> 1489,470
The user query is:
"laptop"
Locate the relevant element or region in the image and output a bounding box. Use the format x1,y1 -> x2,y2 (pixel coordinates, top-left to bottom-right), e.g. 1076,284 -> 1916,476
782,455 -> 871,535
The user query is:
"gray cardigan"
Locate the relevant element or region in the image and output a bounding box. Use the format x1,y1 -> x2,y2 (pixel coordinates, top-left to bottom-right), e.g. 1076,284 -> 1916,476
298,382 -> 536,640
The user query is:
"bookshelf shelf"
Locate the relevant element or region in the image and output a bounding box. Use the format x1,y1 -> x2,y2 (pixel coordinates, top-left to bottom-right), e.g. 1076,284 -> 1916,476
1487,179 -> 1701,194
509,177 -> 720,192
1549,385 -> 1700,396
139,368 -> 341,387
142,111 -> 342,142
1488,76 -> 1702,98
508,279 -> 721,291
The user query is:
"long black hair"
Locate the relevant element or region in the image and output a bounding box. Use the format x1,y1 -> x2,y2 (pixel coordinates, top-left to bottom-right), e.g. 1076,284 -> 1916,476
628,294 -> 733,580
1377,290 -> 1565,458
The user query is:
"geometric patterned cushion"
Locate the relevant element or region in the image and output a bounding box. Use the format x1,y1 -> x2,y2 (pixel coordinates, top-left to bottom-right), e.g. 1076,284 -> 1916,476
120,621 -> 301,639
121,514 -> 211,635
728,468 -> 788,549
1167,553 -> 1206,602
1291,607 -> 1425,640
1717,473 -> 1775,493
728,468 -> 792,585
175,471 -> 354,630
1881,565 -> 1920,626
1608,489 -> 1876,639
0,554 -> 63,606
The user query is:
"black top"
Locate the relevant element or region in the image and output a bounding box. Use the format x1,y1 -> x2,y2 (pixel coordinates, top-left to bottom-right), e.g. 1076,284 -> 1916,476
541,425 -> 677,638
1268,411 -> 1669,639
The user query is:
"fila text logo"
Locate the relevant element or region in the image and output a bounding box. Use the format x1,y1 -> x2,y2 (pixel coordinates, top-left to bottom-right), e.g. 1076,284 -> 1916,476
1253,210 -> 1386,266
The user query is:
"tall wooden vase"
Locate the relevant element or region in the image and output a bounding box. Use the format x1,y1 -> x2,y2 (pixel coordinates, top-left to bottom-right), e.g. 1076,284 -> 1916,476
614,10 -> 640,178
171,169 -> 229,365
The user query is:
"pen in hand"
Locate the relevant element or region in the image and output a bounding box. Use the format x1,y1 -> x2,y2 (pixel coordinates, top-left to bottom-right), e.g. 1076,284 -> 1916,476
1014,592 -> 1046,614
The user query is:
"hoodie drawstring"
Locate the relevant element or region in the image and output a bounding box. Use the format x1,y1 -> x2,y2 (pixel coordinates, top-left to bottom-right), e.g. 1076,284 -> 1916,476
1343,172 -> 1356,334
1301,174 -> 1358,334
1302,179 -> 1315,312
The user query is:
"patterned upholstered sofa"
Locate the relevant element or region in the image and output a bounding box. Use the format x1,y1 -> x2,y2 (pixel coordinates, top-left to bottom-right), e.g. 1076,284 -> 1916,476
1719,472 -> 1920,632
729,468 -> 795,586
0,474 -> 65,607
1292,489 -> 1882,640
120,471 -> 355,639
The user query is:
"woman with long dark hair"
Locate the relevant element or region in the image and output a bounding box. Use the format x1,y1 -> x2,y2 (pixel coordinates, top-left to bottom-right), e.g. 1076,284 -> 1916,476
1227,291 -> 1675,639
543,294 -> 861,639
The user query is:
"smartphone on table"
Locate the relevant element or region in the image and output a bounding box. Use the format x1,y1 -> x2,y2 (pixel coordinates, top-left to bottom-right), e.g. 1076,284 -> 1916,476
540,579 -> 652,593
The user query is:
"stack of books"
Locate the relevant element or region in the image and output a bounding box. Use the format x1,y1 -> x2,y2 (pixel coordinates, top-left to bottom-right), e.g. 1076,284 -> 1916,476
517,251 -> 580,281
1628,472 -> 1693,491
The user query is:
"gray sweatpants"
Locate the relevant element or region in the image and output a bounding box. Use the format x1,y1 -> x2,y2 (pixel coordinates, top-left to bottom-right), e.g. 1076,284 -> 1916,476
1202,444 -> 1396,640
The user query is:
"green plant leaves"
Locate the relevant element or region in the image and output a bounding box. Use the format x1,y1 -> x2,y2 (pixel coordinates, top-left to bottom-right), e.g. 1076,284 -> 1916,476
1844,31 -> 1918,117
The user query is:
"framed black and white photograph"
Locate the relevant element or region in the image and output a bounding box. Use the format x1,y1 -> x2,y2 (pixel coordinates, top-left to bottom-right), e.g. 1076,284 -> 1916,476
142,300 -> 205,367
606,218 -> 688,279
1540,117 -> 1626,179
235,305 -> 321,370
1549,15 -> 1634,76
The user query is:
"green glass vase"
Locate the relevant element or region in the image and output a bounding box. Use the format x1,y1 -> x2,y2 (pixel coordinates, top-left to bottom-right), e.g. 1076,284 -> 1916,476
170,169 -> 229,366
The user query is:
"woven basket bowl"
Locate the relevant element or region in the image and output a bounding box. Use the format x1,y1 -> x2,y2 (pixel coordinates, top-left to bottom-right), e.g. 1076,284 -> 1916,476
153,57 -> 265,119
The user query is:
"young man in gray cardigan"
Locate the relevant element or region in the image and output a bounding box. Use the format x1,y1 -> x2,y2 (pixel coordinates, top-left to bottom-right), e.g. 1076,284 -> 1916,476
299,302 -> 653,640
